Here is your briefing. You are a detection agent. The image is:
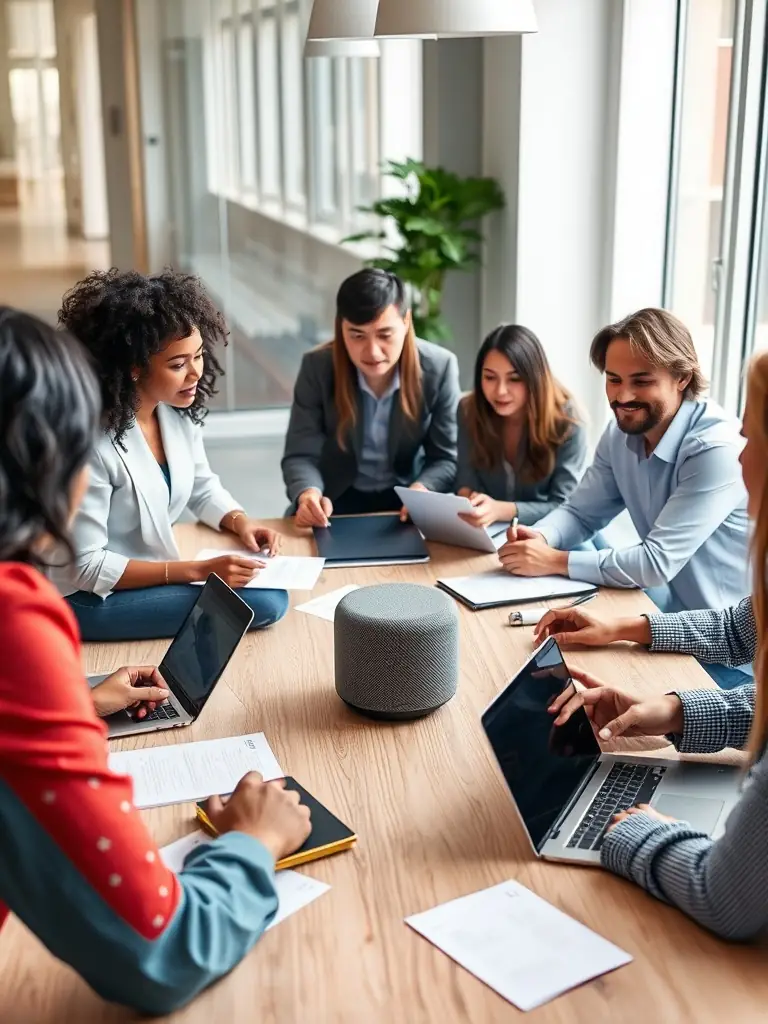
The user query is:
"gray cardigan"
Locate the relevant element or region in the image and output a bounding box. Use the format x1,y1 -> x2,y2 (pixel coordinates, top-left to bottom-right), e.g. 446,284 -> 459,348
455,402 -> 588,525
281,340 -> 460,504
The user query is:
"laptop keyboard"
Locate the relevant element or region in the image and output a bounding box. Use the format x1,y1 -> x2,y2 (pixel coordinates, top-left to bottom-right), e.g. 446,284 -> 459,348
566,762 -> 666,852
142,702 -> 181,723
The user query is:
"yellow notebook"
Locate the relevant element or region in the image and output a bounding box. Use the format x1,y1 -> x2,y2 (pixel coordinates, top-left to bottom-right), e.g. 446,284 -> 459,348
196,777 -> 357,871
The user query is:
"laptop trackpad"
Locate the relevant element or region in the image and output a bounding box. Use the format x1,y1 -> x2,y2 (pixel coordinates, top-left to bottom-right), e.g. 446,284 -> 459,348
653,795 -> 724,835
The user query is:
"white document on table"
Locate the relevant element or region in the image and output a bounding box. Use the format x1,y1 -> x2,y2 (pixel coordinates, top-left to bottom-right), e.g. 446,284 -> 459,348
194,549 -> 325,591
406,880 -> 632,1012
295,584 -> 360,622
160,831 -> 330,930
436,570 -> 597,608
109,733 -> 283,809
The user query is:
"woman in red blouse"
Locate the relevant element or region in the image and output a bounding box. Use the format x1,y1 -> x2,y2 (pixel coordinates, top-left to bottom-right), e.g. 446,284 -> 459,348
0,308 -> 310,1014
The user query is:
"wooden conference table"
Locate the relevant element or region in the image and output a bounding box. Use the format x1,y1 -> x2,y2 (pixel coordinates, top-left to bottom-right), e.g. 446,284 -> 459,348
0,520 -> 765,1024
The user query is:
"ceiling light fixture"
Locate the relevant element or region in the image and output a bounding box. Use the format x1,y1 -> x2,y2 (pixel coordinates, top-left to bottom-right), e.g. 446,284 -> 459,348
374,0 -> 538,38
306,0 -> 379,42
305,0 -> 381,58
303,38 -> 380,57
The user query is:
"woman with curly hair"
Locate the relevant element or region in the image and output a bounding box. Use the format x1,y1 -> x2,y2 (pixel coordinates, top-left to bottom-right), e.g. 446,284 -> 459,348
0,307 -> 310,1013
54,268 -> 289,641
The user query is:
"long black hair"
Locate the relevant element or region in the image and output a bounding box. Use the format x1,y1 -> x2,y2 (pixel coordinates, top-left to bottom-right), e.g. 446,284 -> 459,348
462,324 -> 576,480
330,268 -> 421,446
58,268 -> 227,445
0,308 -> 101,566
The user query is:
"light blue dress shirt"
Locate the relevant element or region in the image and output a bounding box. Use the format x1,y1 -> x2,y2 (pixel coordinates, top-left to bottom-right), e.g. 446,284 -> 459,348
534,398 -> 750,611
354,368 -> 400,493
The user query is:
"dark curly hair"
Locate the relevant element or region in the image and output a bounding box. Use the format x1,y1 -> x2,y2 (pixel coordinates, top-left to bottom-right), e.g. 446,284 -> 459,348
0,307 -> 101,567
58,268 -> 228,445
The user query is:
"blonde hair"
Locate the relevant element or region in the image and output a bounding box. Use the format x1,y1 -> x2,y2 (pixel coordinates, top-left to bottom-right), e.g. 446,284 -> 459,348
749,350 -> 768,757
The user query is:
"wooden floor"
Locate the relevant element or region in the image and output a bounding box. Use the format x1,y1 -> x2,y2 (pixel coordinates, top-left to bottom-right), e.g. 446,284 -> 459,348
0,521 -> 764,1023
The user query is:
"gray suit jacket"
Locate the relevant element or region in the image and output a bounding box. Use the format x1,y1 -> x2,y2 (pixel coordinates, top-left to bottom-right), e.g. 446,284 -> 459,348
282,340 -> 460,504
455,402 -> 588,525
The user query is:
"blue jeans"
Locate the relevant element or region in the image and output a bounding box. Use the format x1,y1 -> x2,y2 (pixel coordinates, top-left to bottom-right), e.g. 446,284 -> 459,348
701,662 -> 754,691
67,585 -> 289,642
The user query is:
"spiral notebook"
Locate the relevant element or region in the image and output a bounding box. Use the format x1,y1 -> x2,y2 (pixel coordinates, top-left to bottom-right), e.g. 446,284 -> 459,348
196,777 -> 357,870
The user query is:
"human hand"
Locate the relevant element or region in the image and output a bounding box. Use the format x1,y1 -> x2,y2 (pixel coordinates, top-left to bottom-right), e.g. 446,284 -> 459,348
197,553 -> 265,588
91,666 -> 169,719
204,774 -> 312,861
458,492 -> 501,529
399,481 -> 428,522
534,608 -> 651,648
606,804 -> 678,834
498,531 -> 566,577
296,489 -> 333,528
233,518 -> 283,557
547,667 -> 684,740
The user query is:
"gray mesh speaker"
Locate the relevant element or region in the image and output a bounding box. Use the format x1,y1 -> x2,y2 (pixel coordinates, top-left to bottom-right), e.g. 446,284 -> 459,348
334,583 -> 459,720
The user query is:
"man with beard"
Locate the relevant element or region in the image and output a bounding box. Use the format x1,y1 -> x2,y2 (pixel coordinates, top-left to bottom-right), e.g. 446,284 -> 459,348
496,308 -> 749,615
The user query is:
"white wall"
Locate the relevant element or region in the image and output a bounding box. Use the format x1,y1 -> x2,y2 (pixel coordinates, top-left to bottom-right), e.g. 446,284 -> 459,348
95,0 -> 139,268
482,0 -> 674,438
76,11 -> 108,238
0,2 -> 15,159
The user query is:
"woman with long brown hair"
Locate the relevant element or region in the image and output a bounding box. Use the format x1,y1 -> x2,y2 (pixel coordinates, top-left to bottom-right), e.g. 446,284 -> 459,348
545,349 -> 768,940
456,325 -> 588,528
282,269 -> 460,526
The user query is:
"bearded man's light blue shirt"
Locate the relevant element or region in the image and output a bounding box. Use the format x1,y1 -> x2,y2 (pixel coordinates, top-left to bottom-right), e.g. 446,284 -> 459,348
533,399 -> 750,612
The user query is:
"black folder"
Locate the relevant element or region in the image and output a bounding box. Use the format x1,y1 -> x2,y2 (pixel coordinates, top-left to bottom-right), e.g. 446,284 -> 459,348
313,514 -> 429,567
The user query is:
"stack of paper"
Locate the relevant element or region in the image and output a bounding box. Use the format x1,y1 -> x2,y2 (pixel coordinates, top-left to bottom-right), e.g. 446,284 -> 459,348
109,733 -> 283,809
194,549 -> 325,591
406,880 -> 632,1011
160,832 -> 330,930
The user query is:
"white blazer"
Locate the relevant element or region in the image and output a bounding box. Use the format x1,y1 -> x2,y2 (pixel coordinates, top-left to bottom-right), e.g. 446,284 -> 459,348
53,404 -> 238,600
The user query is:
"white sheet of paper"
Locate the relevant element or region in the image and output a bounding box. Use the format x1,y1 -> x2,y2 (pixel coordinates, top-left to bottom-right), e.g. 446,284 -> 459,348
406,880 -> 632,1011
295,584 -> 360,622
109,733 -> 283,809
159,832 -> 330,930
194,549 -> 325,591
437,570 -> 597,606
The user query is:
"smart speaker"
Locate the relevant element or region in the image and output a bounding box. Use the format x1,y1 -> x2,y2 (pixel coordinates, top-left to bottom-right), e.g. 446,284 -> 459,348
334,583 -> 459,720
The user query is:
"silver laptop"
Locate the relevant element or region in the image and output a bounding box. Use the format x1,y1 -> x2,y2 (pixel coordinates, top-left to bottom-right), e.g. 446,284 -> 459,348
394,486 -> 509,553
89,574 -> 253,740
481,637 -> 742,865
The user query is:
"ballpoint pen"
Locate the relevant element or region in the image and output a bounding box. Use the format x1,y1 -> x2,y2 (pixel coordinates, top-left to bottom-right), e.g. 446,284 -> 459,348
564,592 -> 597,609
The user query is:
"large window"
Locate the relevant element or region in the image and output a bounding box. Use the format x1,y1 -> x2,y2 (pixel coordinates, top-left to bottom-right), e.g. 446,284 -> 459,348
204,0 -> 397,238
135,0 -> 422,413
664,0 -> 735,383
665,0 -> 768,410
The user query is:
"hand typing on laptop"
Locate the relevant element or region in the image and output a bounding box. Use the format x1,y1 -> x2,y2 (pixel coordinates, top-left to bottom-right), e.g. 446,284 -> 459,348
91,665 -> 169,720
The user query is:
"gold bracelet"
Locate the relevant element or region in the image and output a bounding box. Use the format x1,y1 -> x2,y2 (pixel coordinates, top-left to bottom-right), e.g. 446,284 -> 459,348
165,561 -> 169,585
229,510 -> 246,531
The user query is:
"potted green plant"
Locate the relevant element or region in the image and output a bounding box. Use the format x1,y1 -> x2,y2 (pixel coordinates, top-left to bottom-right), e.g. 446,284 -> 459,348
343,158 -> 505,342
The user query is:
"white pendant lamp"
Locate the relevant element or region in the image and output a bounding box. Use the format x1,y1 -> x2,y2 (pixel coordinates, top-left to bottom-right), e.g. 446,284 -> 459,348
374,0 -> 538,38
304,38 -> 380,57
305,0 -> 380,55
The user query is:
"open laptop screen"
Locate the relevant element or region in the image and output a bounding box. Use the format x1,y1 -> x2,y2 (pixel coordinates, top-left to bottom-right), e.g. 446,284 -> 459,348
160,575 -> 253,715
482,638 -> 601,851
